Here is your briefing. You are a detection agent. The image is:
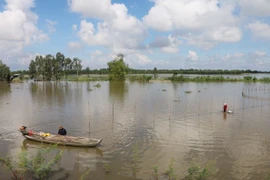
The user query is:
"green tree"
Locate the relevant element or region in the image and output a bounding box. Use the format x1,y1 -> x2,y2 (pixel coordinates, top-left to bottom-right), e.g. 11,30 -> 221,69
107,54 -> 128,81
72,58 -> 82,80
64,57 -> 72,80
29,60 -> 37,79
0,60 -> 10,81
85,66 -> 90,77
53,52 -> 65,80
44,54 -> 54,80
153,67 -> 158,79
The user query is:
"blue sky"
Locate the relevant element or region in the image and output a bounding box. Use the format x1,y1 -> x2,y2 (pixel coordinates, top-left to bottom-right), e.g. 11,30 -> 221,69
0,0 -> 270,70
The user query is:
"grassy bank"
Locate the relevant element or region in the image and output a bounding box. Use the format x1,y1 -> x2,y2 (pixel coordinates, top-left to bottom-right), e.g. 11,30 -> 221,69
12,74 -> 270,83
166,75 -> 270,83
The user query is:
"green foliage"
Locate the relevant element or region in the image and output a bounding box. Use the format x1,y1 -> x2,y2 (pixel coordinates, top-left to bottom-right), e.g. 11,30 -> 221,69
0,60 -> 11,81
73,57 -> 82,80
80,168 -> 91,180
165,158 -> 176,180
128,75 -> 152,82
187,160 -> 217,180
104,163 -> 111,173
85,67 -> 90,77
244,76 -> 253,81
107,54 -> 128,81
0,144 -> 63,180
152,165 -> 159,180
28,53 -> 75,81
93,83 -> 101,88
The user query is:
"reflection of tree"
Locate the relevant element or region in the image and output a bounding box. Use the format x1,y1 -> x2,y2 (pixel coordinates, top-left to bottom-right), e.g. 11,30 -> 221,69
109,81 -> 127,103
0,82 -> 11,98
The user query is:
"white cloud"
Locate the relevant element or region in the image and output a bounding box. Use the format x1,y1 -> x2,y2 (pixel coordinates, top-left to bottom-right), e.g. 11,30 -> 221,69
143,0 -> 241,49
211,27 -> 242,42
68,41 -> 84,53
247,22 -> 270,40
161,35 -> 181,53
239,0 -> 270,17
125,53 -> 152,67
255,51 -> 266,57
149,35 -> 182,53
187,51 -> 198,61
46,19 -> 57,33
69,0 -> 147,52
0,0 -> 48,68
72,24 -> 77,31
68,0 -> 115,20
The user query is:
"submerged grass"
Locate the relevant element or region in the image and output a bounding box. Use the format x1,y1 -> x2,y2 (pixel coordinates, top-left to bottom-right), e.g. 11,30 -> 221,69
1,144 -> 63,180
128,75 -> 152,82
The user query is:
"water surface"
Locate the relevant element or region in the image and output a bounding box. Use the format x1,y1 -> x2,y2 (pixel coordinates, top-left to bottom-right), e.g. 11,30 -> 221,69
1,81 -> 270,179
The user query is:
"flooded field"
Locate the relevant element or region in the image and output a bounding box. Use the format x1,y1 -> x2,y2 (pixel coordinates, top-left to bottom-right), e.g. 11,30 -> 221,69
1,81 -> 270,179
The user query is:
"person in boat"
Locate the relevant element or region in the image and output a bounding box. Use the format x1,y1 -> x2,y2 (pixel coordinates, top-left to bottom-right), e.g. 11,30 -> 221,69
19,126 -> 35,136
58,126 -> 67,136
223,103 -> 228,112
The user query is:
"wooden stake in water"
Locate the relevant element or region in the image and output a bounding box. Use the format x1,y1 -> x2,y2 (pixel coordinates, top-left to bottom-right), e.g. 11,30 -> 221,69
169,97 -> 171,120
88,101 -> 91,136
112,100 -> 115,122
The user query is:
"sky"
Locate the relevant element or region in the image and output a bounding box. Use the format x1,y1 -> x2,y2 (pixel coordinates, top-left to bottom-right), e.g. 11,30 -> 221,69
0,0 -> 270,71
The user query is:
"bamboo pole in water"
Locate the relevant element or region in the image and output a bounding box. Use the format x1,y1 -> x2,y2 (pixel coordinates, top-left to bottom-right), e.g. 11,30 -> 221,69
112,100 -> 115,122
88,101 -> 91,136
169,97 -> 171,120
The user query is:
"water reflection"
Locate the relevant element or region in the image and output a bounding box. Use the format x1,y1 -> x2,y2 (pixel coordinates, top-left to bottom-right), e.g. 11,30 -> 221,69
109,81 -> 127,103
223,112 -> 227,120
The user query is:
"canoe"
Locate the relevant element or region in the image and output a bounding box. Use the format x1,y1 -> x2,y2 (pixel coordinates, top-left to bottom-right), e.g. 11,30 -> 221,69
22,133 -> 103,147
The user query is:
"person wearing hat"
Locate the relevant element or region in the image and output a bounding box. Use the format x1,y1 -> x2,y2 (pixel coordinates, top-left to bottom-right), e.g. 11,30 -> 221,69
58,126 -> 67,136
223,103 -> 228,112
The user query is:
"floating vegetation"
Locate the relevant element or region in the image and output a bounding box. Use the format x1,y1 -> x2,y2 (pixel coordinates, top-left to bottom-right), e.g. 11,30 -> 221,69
187,159 -> 217,180
162,89 -> 167,91
88,88 -> 93,91
93,83 -> 101,88
165,158 -> 177,180
128,75 -> 152,82
152,165 -> 159,180
185,90 -> 192,94
0,144 -> 63,180
80,168 -> 91,180
104,163 -> 111,173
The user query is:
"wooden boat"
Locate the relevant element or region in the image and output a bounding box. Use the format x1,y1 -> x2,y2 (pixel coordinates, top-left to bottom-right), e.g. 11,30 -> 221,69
21,132 -> 103,147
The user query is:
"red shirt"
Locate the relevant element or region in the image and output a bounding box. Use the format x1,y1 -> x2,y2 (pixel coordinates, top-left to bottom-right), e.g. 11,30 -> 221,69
223,104 -> 228,111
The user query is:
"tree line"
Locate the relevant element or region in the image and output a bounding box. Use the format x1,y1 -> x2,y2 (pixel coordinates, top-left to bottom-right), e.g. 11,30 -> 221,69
28,52 -> 83,81
1,52 -> 270,82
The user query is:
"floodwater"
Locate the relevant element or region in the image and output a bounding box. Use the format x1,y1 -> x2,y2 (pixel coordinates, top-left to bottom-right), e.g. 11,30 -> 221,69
1,80 -> 270,180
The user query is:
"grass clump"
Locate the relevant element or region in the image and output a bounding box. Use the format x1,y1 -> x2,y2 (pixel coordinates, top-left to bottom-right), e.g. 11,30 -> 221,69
93,83 -> 101,88
0,144 -> 63,180
187,160 -> 217,180
128,75 -> 152,82
104,163 -> 111,173
165,158 -> 177,180
152,165 -> 159,180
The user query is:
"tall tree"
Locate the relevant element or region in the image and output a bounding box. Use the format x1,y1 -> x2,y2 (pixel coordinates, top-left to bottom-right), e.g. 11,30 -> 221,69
54,52 -> 65,80
44,54 -> 54,80
29,60 -> 37,79
63,58 -> 72,80
107,54 -> 128,81
85,66 -> 90,77
72,58 -> 82,80
0,60 -> 10,81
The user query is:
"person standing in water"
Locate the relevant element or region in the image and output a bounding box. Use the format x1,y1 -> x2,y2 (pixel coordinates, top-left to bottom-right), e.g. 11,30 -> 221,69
223,103 -> 228,112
